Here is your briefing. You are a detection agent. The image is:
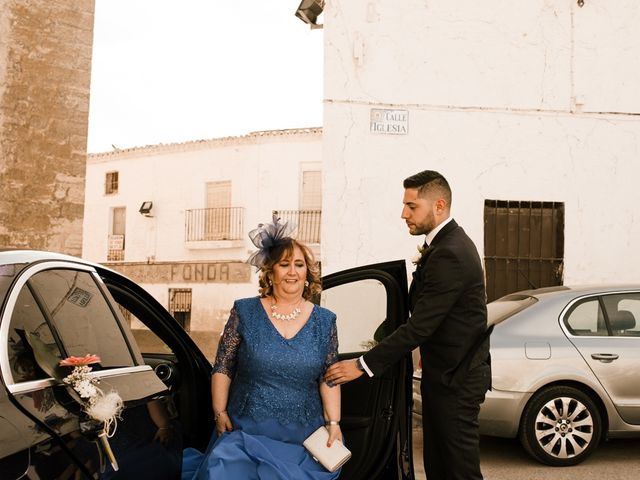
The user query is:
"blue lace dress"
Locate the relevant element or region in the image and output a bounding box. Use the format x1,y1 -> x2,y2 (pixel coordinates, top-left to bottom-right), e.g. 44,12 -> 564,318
182,297 -> 341,479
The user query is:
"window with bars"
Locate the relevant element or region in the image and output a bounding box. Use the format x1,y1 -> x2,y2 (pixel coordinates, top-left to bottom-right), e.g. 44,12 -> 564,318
484,200 -> 564,302
169,288 -> 192,331
105,171 -> 119,194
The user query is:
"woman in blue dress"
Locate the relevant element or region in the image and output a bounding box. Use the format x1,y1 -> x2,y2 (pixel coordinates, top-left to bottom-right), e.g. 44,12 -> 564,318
182,217 -> 343,479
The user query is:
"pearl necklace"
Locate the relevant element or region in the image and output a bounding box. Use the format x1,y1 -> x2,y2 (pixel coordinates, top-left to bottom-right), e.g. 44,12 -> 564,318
270,298 -> 303,322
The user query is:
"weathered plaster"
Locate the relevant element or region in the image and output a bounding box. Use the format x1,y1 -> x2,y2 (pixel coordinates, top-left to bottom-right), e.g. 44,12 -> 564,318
323,0 -> 640,286
0,0 -> 94,255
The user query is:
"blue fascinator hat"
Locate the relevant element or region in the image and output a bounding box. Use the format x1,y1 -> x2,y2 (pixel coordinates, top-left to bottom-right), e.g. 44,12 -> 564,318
247,214 -> 296,268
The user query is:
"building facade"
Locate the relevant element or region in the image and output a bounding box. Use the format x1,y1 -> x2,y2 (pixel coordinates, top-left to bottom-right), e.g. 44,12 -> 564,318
322,1 -> 640,300
83,128 -> 322,357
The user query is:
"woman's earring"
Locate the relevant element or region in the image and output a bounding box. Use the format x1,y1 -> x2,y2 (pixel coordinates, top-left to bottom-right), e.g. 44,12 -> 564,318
304,280 -> 310,287
268,278 -> 273,286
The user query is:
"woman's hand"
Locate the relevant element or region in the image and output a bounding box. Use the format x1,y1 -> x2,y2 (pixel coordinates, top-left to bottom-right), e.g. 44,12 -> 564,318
326,424 -> 343,447
215,411 -> 233,435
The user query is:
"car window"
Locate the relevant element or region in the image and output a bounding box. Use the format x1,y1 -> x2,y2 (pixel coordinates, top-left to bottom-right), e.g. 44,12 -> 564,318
7,285 -> 62,383
119,303 -> 173,355
601,293 -> 640,337
28,269 -> 134,367
320,279 -> 387,353
565,298 -> 608,336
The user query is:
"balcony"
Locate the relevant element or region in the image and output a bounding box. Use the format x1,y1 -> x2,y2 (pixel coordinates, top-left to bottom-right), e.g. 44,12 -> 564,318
273,209 -> 321,244
185,207 -> 244,243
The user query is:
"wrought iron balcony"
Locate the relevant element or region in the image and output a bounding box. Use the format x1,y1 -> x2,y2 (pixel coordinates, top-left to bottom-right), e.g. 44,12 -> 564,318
273,209 -> 321,244
185,207 -> 244,242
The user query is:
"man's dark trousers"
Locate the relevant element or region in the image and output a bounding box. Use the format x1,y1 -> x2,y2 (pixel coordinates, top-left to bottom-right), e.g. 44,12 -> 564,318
420,362 -> 490,480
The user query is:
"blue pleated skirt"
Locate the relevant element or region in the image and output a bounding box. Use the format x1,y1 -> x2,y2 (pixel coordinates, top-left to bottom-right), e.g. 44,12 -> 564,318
182,416 -> 341,479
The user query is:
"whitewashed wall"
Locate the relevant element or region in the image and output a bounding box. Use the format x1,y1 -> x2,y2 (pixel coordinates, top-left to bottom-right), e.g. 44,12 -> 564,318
322,0 -> 640,286
83,129 -> 322,337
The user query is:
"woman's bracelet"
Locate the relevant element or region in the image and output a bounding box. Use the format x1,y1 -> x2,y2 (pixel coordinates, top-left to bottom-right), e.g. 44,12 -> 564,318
325,420 -> 340,426
214,410 -> 228,421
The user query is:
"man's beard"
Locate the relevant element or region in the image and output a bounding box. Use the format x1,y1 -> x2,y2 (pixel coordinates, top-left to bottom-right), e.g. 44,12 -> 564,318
411,218 -> 435,236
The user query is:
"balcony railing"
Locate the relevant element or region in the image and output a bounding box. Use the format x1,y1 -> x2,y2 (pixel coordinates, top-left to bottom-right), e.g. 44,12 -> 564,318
185,207 -> 244,242
273,209 -> 321,244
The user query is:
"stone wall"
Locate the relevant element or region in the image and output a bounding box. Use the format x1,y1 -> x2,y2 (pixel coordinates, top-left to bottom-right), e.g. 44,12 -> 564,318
0,0 -> 95,255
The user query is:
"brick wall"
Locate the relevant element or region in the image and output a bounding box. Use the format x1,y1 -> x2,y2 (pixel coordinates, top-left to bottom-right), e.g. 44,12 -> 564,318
0,0 -> 95,255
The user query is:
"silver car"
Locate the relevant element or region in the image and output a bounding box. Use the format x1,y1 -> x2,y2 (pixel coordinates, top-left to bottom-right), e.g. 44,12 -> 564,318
478,285 -> 640,466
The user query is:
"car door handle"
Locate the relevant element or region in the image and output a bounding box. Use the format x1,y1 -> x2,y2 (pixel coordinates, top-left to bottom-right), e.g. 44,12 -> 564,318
591,353 -> 619,363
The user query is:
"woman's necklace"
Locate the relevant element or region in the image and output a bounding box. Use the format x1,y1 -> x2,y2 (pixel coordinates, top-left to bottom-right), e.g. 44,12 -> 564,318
270,297 -> 304,322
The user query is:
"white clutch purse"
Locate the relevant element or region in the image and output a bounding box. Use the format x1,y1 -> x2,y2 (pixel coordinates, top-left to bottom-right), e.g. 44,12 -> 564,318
303,426 -> 352,473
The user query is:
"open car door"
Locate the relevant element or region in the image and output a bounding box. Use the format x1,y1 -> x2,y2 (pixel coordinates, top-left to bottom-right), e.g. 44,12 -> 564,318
1,257 -> 211,479
321,260 -> 414,480
97,266 -> 214,451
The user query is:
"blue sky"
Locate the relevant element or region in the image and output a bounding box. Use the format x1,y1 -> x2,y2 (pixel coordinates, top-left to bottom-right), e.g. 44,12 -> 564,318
87,0 -> 323,153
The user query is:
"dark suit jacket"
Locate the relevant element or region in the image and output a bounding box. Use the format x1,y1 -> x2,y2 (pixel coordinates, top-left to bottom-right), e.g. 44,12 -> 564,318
363,219 -> 489,388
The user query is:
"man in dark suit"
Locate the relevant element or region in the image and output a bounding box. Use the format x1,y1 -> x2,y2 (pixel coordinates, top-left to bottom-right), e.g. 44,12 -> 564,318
325,170 -> 491,480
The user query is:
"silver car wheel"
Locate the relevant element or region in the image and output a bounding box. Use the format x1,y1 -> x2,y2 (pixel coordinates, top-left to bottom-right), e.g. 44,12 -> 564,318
534,396 -> 593,459
520,385 -> 602,466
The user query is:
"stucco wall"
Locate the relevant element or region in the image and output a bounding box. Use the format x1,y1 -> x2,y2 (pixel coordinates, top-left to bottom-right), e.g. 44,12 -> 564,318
0,0 -> 94,255
322,0 -> 640,285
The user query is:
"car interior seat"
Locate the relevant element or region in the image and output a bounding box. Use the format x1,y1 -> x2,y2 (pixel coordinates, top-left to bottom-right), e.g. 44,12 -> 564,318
610,310 -> 637,336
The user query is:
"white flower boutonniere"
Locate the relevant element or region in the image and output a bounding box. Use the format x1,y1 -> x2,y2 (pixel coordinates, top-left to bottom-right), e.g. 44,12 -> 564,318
412,243 -> 434,266
412,244 -> 425,265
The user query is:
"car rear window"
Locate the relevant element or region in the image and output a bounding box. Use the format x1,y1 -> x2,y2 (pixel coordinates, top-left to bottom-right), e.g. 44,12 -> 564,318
488,294 -> 538,326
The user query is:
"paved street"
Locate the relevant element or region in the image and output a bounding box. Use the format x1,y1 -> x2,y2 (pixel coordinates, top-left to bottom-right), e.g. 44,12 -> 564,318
412,414 -> 640,480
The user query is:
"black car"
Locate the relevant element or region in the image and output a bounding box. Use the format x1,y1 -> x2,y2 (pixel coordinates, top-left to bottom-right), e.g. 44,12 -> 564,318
0,250 -> 414,479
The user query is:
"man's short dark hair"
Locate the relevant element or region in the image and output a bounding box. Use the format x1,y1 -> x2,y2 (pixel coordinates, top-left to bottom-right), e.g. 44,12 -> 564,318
403,170 -> 452,206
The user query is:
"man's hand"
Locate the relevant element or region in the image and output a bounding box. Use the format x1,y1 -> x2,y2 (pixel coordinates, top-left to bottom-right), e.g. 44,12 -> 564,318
325,359 -> 364,386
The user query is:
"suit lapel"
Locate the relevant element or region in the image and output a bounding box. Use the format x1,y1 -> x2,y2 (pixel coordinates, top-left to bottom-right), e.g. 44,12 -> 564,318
408,219 -> 459,308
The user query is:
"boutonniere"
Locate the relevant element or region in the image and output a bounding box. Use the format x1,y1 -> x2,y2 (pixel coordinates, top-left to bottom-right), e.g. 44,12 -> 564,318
412,243 -> 434,265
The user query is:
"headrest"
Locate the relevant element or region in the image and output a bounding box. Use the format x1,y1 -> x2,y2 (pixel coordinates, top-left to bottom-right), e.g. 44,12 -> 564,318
611,310 -> 636,331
